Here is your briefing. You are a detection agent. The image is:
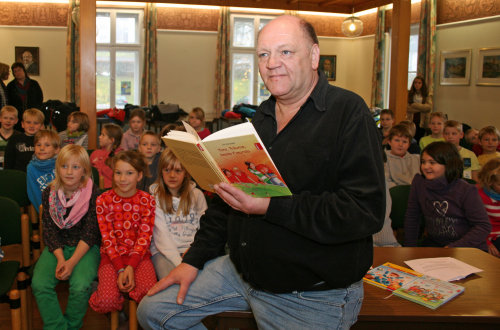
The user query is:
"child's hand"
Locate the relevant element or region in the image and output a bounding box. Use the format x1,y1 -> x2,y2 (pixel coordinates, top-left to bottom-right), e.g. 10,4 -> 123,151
488,244 -> 500,258
117,266 -> 135,292
55,260 -> 65,279
56,259 -> 76,280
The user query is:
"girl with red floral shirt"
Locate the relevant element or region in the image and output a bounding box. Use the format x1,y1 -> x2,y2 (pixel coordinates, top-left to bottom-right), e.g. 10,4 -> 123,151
89,150 -> 157,313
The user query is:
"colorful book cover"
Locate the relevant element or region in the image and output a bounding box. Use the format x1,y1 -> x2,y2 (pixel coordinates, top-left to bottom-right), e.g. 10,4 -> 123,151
363,262 -> 422,291
394,275 -> 465,310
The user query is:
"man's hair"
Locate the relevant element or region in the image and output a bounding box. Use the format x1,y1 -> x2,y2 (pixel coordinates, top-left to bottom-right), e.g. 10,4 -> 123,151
11,62 -> 28,78
1,105 -> 18,117
387,124 -> 412,141
429,112 -> 447,121
380,109 -> 394,118
478,158 -> 500,190
23,108 -> 45,123
129,108 -> 146,122
52,144 -> 91,190
479,125 -> 500,140
34,129 -> 61,149
299,18 -> 319,45
444,120 -> 463,133
140,130 -> 160,143
422,141 -> 463,183
0,62 -> 9,76
68,112 -> 90,132
398,120 -> 416,137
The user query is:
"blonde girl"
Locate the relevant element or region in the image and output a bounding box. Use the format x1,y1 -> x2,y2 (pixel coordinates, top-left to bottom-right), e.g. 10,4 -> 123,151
31,145 -> 101,330
90,123 -> 123,188
150,149 -> 207,279
89,150 -> 157,313
477,158 -> 500,257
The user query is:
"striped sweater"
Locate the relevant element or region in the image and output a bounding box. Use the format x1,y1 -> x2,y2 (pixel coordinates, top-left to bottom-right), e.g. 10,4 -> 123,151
478,187 -> 500,245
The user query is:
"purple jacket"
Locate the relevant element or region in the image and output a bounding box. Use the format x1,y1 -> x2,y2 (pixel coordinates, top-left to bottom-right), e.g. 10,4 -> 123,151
404,174 -> 490,251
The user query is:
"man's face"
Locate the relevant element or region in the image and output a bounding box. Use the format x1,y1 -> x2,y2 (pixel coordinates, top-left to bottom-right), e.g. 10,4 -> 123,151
257,17 -> 319,103
13,67 -> 25,81
323,59 -> 332,71
22,51 -> 33,66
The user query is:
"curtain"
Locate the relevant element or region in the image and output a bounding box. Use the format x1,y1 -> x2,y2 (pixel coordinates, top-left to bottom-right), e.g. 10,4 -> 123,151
66,0 -> 80,105
417,0 -> 436,104
141,3 -> 158,107
370,7 -> 386,109
213,7 -> 231,117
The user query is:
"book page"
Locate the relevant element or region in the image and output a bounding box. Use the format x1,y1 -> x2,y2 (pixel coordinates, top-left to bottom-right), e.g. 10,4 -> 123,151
363,262 -> 422,291
405,257 -> 483,282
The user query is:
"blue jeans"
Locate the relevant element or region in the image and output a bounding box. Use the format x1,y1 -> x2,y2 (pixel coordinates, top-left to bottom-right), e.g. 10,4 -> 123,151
137,255 -> 363,330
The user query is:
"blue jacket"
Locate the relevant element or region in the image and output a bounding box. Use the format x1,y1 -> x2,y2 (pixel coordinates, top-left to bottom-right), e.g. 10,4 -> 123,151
27,156 -> 56,209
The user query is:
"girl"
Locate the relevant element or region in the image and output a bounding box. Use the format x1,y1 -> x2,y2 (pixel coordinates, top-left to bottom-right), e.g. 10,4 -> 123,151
31,145 -> 101,330
407,76 -> 432,141
477,158 -> 500,257
90,123 -> 123,188
89,150 -> 157,313
59,112 -> 90,148
404,141 -> 491,250
120,108 -> 146,150
188,107 -> 211,139
150,150 -> 207,279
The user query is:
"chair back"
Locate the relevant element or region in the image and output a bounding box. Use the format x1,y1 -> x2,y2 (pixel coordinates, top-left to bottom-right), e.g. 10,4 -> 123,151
0,170 -> 30,208
0,197 -> 22,246
389,185 -> 411,230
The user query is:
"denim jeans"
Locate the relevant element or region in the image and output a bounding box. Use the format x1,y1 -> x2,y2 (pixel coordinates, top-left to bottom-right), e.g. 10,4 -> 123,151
137,255 -> 363,330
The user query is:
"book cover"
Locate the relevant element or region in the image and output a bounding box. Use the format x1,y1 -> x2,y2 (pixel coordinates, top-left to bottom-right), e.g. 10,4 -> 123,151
363,262 -> 422,291
394,275 -> 465,310
162,122 -> 292,197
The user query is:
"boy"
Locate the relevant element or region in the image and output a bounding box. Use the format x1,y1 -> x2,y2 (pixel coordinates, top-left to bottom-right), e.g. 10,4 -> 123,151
120,108 -> 146,150
379,109 -> 394,143
419,112 -> 446,150
461,128 -> 479,151
27,130 -> 60,209
443,120 -> 480,182
4,108 -> 44,171
477,126 -> 500,167
398,120 -> 420,154
137,131 -> 161,192
59,111 -> 89,148
384,124 -> 420,189
0,105 -> 21,169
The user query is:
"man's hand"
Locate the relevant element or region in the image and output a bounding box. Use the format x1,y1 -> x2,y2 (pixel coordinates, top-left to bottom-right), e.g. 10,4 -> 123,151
214,182 -> 270,215
147,263 -> 198,305
117,265 -> 135,292
488,243 -> 500,258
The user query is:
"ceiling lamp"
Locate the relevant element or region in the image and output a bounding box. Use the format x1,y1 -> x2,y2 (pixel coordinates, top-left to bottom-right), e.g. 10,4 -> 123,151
341,14 -> 363,37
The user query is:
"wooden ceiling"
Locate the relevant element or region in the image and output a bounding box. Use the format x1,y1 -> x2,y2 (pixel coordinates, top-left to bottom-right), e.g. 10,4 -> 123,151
129,0 -> 394,14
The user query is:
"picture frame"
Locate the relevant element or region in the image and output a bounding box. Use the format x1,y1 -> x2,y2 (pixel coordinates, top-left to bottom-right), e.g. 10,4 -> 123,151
476,47 -> 500,86
15,46 -> 39,76
439,49 -> 471,85
319,55 -> 336,81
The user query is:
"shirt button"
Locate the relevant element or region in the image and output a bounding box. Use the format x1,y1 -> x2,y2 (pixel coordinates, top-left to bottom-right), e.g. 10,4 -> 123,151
241,242 -> 247,247
269,146 -> 272,150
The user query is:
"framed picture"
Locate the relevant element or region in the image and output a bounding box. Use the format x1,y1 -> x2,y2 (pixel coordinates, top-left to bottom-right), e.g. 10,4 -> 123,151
319,55 -> 336,81
15,46 -> 39,76
476,47 -> 500,86
439,49 -> 471,85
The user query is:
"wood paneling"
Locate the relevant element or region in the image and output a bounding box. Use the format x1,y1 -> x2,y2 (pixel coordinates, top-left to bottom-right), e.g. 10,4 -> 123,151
157,7 -> 219,31
0,3 -> 67,26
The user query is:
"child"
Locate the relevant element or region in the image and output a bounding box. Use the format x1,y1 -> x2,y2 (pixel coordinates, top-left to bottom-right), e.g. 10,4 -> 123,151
462,128 -> 479,151
89,150 -> 156,313
404,141 -> 491,251
0,105 -> 21,169
477,126 -> 500,167
373,181 -> 401,247
150,150 -> 207,279
443,120 -> 480,182
59,111 -> 89,148
379,109 -> 394,147
477,158 -> 500,257
4,107 -> 44,171
120,108 -> 146,150
384,124 -> 420,189
419,112 -> 446,150
159,123 -> 181,150
31,144 -> 101,330
398,120 -> 420,154
188,107 -> 211,139
407,76 -> 432,141
27,130 -> 60,209
137,131 -> 162,192
90,123 -> 123,189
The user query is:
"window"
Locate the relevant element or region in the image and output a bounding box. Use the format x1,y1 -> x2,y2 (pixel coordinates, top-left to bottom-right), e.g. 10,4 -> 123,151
407,24 -> 419,90
96,9 -> 143,109
230,14 -> 275,107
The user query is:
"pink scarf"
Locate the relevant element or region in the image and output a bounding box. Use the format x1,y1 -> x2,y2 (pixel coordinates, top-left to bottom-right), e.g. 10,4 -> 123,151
49,179 -> 93,229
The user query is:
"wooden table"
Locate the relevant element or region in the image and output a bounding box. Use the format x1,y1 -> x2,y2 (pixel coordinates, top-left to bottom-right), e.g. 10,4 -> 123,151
354,247 -> 500,329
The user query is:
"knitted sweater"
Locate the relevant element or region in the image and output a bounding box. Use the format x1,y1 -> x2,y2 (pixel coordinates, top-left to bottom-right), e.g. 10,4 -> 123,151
384,150 -> 420,189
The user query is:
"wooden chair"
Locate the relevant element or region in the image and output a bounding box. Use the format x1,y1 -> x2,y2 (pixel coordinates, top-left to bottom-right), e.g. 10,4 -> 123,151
110,297 -> 138,330
0,260 -> 25,330
202,311 -> 257,330
388,184 -> 411,244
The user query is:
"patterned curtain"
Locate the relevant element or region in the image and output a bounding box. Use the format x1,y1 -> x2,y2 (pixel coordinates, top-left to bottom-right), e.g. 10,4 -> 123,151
370,7 -> 386,108
417,0 -> 436,104
66,0 -> 80,105
141,3 -> 158,106
213,7 -> 231,117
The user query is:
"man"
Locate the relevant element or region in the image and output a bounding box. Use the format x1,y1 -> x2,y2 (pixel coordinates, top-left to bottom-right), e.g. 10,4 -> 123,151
22,50 -> 39,75
322,58 -> 334,79
138,16 -> 385,329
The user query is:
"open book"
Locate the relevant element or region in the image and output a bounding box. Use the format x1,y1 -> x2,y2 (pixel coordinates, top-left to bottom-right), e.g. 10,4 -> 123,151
364,262 -> 465,310
161,121 -> 292,197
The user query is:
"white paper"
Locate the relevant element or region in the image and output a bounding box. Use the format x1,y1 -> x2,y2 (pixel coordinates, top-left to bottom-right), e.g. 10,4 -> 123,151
404,257 -> 483,282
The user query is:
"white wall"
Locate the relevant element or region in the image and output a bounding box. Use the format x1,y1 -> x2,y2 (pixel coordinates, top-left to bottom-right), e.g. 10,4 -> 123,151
319,35 -> 375,106
157,30 -> 217,120
0,26 -> 67,102
435,17 -> 500,130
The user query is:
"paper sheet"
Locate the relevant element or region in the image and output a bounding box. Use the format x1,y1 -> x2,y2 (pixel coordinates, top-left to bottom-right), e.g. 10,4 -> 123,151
404,257 -> 483,282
